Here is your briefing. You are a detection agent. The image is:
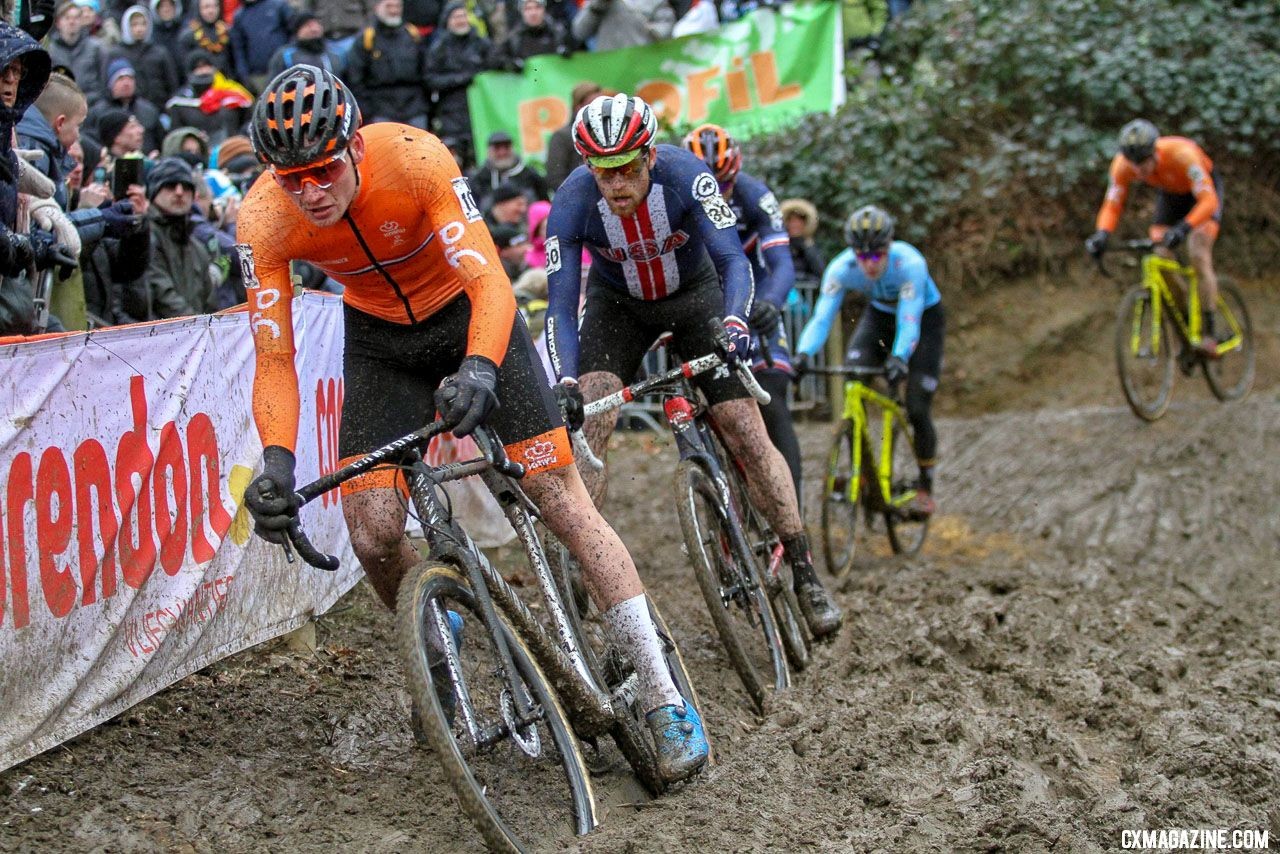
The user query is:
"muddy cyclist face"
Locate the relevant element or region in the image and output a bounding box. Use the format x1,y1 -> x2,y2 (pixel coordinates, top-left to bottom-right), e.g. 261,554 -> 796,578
589,148 -> 655,219
280,133 -> 366,227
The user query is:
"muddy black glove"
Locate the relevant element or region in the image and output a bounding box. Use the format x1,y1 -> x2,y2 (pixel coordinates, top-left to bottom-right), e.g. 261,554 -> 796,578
100,200 -> 143,238
0,232 -> 35,274
748,300 -> 782,335
554,380 -> 585,432
884,355 -> 908,388
1162,220 -> 1191,249
243,445 -> 299,546
1084,229 -> 1109,259
30,231 -> 78,280
436,355 -> 499,437
791,351 -> 811,379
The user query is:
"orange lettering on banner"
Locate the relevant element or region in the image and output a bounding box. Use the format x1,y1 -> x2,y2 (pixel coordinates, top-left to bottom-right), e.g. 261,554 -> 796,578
751,50 -> 801,105
74,440 -> 117,606
686,67 -> 722,123
187,412 -> 234,562
36,448 -> 76,618
636,80 -> 681,123
116,377 -> 156,590
315,378 -> 344,508
154,423 -> 188,577
725,57 -> 751,112
6,453 -> 33,629
519,97 -> 567,157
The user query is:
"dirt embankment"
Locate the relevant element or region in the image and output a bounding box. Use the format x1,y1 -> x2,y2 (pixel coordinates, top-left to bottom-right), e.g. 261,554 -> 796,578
2,273 -> 1278,853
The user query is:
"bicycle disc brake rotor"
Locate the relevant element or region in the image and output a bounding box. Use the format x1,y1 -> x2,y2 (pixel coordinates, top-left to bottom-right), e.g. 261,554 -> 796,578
500,686 -> 543,758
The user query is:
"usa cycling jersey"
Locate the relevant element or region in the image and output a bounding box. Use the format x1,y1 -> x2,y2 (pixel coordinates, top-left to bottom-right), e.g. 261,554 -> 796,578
797,241 -> 942,362
730,170 -> 795,371
545,143 -> 755,379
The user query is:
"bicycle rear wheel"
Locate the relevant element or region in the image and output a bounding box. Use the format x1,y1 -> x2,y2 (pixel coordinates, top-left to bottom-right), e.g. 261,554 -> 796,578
675,460 -> 790,714
397,562 -> 596,853
885,418 -> 929,556
1203,280 -> 1255,402
1115,287 -> 1176,421
821,420 -> 862,578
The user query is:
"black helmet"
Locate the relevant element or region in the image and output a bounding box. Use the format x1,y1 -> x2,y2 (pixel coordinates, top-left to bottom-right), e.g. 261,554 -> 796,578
249,65 -> 361,170
1118,119 -> 1158,164
844,205 -> 895,252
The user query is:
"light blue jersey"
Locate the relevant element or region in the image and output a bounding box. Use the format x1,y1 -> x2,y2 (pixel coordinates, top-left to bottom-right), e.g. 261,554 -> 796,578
796,241 -> 942,361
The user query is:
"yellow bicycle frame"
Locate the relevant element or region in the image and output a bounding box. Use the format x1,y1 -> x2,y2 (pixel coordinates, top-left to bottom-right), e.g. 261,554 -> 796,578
1134,254 -> 1243,356
832,379 -> 917,512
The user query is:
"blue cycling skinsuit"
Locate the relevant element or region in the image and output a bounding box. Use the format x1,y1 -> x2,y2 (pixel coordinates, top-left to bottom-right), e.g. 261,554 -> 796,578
797,240 -> 946,477
545,144 -> 756,403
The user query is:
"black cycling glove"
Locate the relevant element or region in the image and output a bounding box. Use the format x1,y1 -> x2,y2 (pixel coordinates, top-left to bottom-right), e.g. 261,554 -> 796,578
748,300 -> 782,336
1084,229 -> 1110,259
791,351 -> 811,379
436,355 -> 500,437
243,445 -> 299,545
1162,220 -> 1191,249
884,355 -> 908,387
554,380 -> 585,432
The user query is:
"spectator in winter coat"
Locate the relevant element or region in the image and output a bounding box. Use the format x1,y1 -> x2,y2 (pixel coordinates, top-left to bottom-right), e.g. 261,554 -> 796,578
228,0 -> 291,92
344,0 -> 427,126
311,0 -> 372,41
164,49 -> 252,146
87,59 -> 165,152
161,124 -> 210,167
180,0 -> 233,74
494,0 -> 569,72
17,72 -> 88,210
150,0 -> 185,68
543,79 -> 599,192
780,197 -> 826,280
403,0 -> 444,36
468,129 -> 548,210
266,11 -> 346,79
424,0 -> 493,166
484,182 -> 529,278
111,5 -> 180,105
47,0 -> 108,108
141,156 -> 223,318
571,0 -> 673,51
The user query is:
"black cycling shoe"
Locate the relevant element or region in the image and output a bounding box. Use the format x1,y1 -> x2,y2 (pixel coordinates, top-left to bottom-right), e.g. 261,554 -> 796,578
795,578 -> 843,639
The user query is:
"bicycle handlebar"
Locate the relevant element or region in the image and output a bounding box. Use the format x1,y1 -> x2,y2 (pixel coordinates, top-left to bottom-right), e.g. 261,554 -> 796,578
805,364 -> 884,378
1093,238 -> 1158,279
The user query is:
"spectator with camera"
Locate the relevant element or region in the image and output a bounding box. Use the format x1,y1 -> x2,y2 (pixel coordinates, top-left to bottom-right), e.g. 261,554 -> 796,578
141,156 -> 225,318
77,145 -> 150,326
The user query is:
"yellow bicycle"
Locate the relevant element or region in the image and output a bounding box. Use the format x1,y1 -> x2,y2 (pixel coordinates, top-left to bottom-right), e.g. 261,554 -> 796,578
809,365 -> 929,579
1101,238 -> 1255,421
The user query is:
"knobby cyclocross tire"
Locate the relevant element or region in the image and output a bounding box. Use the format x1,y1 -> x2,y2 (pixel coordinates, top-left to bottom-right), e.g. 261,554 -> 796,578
1115,286 -> 1176,421
821,421 -> 862,578
885,417 -> 929,556
1202,280 -> 1255,402
396,562 -> 596,853
675,459 -> 790,714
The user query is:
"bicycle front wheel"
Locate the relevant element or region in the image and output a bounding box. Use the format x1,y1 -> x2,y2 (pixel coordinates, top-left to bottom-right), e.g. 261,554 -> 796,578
396,562 -> 597,853
885,418 -> 929,556
821,420 -> 862,578
1203,280 -> 1255,402
1115,287 -> 1176,421
675,460 -> 790,714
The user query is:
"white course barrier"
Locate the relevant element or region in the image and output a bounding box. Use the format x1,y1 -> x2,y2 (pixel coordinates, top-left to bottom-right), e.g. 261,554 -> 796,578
0,294 -> 361,771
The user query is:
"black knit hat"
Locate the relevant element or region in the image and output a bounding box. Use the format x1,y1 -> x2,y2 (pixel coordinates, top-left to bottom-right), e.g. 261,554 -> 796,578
95,108 -> 131,147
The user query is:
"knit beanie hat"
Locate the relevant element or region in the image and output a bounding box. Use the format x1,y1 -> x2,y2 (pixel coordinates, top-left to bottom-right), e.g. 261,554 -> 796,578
96,108 -> 131,147
146,156 -> 196,200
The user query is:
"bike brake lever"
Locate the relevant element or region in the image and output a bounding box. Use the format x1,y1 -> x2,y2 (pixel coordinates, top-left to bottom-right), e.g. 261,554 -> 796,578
474,424 -> 526,479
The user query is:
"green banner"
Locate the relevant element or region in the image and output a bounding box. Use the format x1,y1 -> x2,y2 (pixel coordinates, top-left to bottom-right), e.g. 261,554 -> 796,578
467,1 -> 844,167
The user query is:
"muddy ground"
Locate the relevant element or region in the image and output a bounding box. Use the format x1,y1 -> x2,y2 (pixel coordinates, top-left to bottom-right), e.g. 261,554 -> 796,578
2,274 -> 1279,853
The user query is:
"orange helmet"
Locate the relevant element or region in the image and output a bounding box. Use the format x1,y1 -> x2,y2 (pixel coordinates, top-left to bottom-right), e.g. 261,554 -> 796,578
683,123 -> 741,185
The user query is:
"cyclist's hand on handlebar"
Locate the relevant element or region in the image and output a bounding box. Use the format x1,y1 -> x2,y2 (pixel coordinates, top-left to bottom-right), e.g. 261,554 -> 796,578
1161,220 -> 1191,249
553,379 -> 585,432
435,354 -> 500,437
791,351 -> 811,380
244,445 -> 299,545
884,355 -> 908,388
748,300 -> 782,336
722,315 -> 752,366
1084,229 -> 1110,259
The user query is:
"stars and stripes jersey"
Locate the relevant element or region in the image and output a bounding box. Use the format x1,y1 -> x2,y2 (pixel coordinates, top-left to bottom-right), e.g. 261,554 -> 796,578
797,241 -> 942,362
544,144 -> 755,379
1095,136 -> 1218,232
237,122 -> 513,453
729,170 -> 795,308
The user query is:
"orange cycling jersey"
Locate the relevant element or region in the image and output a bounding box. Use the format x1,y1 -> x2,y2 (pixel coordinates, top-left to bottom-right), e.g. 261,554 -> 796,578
1095,136 -> 1217,232
237,123 -> 514,452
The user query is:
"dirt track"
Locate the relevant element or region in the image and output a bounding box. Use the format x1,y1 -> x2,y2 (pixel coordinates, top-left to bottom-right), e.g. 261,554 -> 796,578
3,277 -> 1279,853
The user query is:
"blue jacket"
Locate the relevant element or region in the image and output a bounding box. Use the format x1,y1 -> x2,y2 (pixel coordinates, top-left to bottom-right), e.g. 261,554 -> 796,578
229,0 -> 293,80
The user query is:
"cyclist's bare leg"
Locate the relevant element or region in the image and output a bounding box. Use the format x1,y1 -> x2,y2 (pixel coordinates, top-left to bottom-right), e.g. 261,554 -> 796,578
526,462 -> 685,714
1188,228 -> 1219,309
343,488 -> 418,609
709,397 -> 803,538
577,370 -> 625,505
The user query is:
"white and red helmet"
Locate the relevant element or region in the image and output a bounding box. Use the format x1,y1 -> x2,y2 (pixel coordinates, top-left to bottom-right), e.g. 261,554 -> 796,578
572,94 -> 658,167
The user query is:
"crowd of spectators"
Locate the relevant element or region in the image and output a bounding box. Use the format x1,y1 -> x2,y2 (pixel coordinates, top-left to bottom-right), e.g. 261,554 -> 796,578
0,0 -> 909,337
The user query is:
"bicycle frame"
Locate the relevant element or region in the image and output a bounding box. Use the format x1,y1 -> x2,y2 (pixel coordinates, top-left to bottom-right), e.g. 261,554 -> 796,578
1125,246 -> 1244,357
835,378 -> 918,515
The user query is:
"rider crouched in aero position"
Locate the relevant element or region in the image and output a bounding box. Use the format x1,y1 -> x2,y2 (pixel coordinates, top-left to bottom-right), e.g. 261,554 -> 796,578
683,124 -> 805,508
236,67 -> 707,782
1085,119 -> 1225,356
794,205 -> 944,517
544,94 -> 842,638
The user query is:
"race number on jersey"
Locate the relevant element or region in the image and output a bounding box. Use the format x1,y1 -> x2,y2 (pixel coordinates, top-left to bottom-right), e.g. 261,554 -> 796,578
692,173 -> 737,229
452,177 -> 483,223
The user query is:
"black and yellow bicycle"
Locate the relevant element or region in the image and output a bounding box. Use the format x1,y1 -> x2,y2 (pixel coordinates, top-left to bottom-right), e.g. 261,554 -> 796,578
1101,238 -> 1255,421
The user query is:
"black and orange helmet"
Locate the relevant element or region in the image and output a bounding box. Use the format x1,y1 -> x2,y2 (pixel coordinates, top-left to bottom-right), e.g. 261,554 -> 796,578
249,65 -> 361,170
683,123 -> 741,184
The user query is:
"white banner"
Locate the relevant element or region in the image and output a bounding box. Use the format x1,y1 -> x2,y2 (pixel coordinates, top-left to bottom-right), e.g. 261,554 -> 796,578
0,293 -> 361,772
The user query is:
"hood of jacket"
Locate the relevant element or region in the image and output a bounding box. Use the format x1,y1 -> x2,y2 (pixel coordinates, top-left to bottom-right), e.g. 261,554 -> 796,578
779,197 -> 819,239
151,0 -> 184,21
0,24 -> 52,128
162,125 -> 211,161
16,104 -> 59,156
121,4 -> 154,45
438,0 -> 467,29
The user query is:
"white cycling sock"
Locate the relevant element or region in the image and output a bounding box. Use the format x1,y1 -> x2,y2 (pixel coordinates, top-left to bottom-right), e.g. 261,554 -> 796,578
603,594 -> 683,713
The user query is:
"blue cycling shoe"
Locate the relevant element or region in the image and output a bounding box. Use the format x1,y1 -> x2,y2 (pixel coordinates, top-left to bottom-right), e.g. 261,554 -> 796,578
645,701 -> 709,783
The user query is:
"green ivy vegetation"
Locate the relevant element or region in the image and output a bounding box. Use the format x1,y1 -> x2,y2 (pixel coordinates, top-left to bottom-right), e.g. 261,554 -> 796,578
741,0 -> 1280,285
